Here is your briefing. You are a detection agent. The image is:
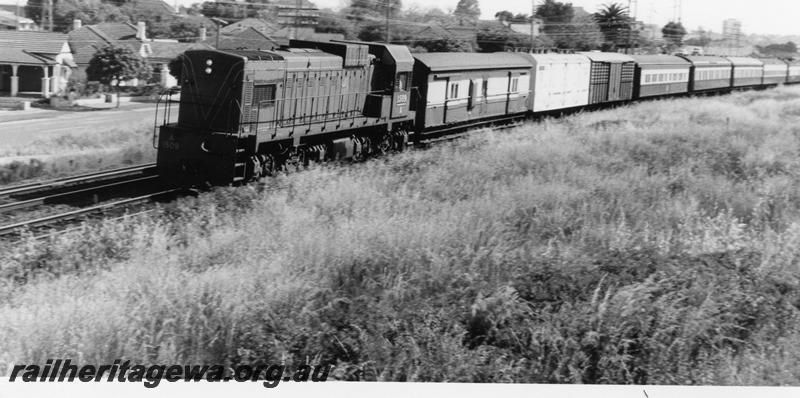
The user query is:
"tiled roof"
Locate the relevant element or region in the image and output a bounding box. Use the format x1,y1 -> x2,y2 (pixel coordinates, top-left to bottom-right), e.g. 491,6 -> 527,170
220,18 -> 280,35
0,31 -> 68,54
146,41 -> 213,62
91,23 -> 138,41
69,23 -> 139,65
0,48 -> 52,65
204,27 -> 283,51
132,0 -> 175,14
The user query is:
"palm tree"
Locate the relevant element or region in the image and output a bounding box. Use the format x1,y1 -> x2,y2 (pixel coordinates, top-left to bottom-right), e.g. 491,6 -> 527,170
594,3 -> 632,50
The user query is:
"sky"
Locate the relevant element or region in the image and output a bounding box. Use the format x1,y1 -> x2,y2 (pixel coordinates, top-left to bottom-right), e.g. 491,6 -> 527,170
0,0 -> 796,36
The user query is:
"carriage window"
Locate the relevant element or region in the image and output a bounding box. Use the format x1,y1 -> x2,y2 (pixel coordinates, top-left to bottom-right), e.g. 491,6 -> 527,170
511,77 -> 519,92
395,72 -> 409,91
253,84 -> 276,106
449,83 -> 459,99
482,80 -> 488,98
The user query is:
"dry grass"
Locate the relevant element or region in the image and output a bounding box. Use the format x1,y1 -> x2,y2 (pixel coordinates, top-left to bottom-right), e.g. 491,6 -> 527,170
3,86 -> 800,384
0,122 -> 155,185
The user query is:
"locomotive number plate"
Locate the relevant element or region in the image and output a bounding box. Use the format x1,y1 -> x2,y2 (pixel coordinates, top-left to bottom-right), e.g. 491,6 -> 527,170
395,93 -> 408,105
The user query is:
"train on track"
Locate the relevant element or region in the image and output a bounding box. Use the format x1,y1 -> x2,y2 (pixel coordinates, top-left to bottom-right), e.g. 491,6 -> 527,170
155,40 -> 800,186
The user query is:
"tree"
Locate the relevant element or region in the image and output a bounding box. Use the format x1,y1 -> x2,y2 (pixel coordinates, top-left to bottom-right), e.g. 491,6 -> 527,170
536,0 -> 575,45
594,2 -> 632,51
316,8 -> 353,37
494,10 -> 513,24
685,27 -> 711,47
476,21 -> 532,52
86,45 -> 151,108
556,13 -> 603,50
454,0 -> 481,25
662,21 -> 687,49
168,53 -> 185,82
53,0 -> 129,32
756,42 -> 798,57
346,0 -> 402,22
25,0 -> 45,27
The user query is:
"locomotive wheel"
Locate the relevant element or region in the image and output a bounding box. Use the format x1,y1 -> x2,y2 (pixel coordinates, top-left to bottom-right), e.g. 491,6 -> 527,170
375,133 -> 392,155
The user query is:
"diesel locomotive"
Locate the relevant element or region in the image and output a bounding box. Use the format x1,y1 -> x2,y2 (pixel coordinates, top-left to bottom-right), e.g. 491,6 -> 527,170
155,39 -> 800,186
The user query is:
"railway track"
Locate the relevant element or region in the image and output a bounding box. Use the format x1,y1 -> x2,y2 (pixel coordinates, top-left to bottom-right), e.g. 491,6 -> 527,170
0,163 -> 157,198
0,188 -> 183,236
0,163 -> 188,237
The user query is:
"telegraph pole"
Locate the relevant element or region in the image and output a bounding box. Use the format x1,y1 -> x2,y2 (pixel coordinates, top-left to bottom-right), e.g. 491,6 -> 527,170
627,0 -> 638,54
48,0 -> 53,31
294,0 -> 300,40
530,0 -> 535,51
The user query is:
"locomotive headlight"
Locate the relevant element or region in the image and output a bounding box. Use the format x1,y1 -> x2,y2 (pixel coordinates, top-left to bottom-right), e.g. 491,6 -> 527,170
204,67 -> 212,74
206,59 -> 213,66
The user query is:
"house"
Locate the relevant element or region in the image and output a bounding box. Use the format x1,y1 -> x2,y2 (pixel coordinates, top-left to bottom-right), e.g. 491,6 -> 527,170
68,21 -> 141,76
204,26 -> 284,51
270,0 -> 319,28
68,20 -> 211,87
0,30 -> 75,97
143,40 -> 212,87
0,9 -> 36,31
220,18 -> 280,36
508,18 -> 544,38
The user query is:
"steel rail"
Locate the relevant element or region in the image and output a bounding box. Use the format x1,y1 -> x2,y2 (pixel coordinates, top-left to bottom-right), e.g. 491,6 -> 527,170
0,175 -> 161,213
0,188 -> 183,236
0,163 -> 157,197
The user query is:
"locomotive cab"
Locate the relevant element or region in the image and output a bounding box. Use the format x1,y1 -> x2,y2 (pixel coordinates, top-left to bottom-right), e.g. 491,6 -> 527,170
330,40 -> 414,120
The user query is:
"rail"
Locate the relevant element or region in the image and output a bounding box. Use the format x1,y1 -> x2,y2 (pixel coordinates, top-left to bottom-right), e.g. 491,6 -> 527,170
0,187 -> 183,236
0,163 -> 157,198
0,175 -> 160,213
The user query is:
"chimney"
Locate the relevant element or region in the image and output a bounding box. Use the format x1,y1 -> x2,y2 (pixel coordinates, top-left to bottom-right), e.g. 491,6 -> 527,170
73,19 -> 82,31
137,21 -> 147,41
199,26 -> 207,42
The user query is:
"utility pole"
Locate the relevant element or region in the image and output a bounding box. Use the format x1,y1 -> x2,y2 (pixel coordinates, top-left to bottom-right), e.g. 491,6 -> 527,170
385,0 -> 390,44
530,0 -> 535,51
627,0 -> 638,54
48,0 -> 53,31
673,0 -> 682,23
14,0 -> 19,30
294,0 -> 300,40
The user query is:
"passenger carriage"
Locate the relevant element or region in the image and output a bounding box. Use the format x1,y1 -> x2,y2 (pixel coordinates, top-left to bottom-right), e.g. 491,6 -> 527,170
411,52 -> 532,135
760,58 -> 789,86
786,60 -> 800,84
727,57 -> 764,88
630,55 -> 691,99
679,55 -> 732,92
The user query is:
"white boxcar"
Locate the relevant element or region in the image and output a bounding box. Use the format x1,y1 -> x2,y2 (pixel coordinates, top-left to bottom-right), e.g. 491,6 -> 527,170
521,53 -> 591,112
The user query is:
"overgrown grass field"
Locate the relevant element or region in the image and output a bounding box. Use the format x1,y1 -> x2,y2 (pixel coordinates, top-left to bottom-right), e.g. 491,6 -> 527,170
3,86 -> 800,384
0,121 -> 154,185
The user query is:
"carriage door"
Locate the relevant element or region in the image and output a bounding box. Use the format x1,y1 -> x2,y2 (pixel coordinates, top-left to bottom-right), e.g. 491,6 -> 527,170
608,63 -> 622,101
